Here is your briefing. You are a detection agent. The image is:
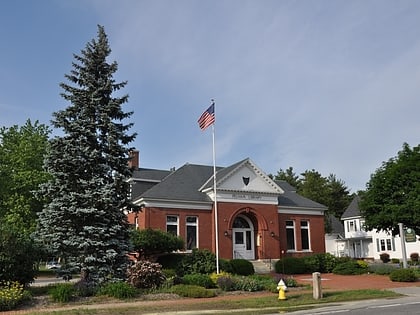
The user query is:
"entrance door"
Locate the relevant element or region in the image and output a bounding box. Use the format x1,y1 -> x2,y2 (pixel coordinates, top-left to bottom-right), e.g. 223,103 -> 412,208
232,215 -> 254,259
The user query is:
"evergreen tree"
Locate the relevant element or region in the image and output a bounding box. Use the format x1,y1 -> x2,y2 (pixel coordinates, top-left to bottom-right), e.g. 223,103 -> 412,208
37,25 -> 136,283
274,166 -> 301,189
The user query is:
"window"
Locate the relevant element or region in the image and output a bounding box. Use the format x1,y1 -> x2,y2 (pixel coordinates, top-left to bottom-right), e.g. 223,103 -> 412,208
286,220 -> 295,251
376,238 -> 395,252
300,220 -> 310,250
347,220 -> 357,232
186,216 -> 198,250
233,216 -> 250,228
166,215 -> 178,235
135,216 -> 139,229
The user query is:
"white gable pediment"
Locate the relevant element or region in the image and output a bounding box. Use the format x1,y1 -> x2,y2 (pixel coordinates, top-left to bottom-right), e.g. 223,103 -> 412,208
219,163 -> 281,194
200,159 -> 283,204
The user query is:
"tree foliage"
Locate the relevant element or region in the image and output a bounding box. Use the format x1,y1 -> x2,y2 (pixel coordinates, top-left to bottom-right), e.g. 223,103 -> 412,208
273,167 -> 352,231
130,228 -> 184,259
360,143 -> 420,235
36,25 -> 136,283
0,222 -> 41,285
0,120 -> 50,234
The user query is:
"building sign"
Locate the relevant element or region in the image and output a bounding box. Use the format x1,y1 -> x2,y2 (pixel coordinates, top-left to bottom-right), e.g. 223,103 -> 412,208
405,228 -> 417,243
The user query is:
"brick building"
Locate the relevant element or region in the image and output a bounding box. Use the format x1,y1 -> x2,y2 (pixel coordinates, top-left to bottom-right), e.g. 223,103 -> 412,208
127,151 -> 326,260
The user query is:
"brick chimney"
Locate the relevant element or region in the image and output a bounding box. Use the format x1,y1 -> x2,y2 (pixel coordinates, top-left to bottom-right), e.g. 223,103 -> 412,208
128,150 -> 139,169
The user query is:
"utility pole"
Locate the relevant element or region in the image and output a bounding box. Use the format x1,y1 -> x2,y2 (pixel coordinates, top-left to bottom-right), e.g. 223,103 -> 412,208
398,223 -> 408,268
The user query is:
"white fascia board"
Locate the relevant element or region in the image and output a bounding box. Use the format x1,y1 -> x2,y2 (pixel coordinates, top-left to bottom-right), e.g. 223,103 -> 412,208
133,198 -> 212,210
206,190 -> 279,205
342,216 -> 362,220
278,207 -> 325,216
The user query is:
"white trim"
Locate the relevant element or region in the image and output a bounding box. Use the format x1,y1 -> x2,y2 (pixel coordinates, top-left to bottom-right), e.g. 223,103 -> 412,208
278,208 -> 324,216
134,198 -> 212,210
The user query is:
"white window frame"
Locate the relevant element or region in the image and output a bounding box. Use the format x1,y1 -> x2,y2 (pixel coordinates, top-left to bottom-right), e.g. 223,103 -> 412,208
300,220 -> 311,251
186,216 -> 198,251
166,215 -> 179,235
286,220 -> 296,251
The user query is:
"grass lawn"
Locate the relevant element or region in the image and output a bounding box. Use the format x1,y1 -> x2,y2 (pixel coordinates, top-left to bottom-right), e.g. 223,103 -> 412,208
21,288 -> 401,315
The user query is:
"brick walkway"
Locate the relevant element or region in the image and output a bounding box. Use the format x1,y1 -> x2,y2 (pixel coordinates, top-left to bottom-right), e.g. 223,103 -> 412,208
294,273 -> 420,290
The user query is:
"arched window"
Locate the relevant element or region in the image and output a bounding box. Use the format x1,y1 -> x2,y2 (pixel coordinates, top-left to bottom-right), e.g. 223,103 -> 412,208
233,216 -> 250,229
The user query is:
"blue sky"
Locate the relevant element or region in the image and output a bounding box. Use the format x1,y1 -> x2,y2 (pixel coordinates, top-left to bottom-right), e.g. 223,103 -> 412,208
1,0 -> 419,192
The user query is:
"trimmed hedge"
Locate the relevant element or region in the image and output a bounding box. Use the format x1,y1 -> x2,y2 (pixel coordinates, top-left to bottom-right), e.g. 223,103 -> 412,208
230,259 -> 255,276
389,269 -> 418,282
182,273 -> 214,289
332,260 -> 367,275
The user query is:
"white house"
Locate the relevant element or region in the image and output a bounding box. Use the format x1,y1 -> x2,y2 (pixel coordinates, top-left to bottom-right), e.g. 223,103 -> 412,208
327,196 -> 420,261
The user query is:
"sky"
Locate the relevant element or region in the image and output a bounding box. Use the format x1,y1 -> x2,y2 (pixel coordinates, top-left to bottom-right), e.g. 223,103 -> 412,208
1,0 -> 419,193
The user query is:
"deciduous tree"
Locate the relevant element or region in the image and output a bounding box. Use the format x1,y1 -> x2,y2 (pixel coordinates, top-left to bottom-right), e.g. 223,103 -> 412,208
0,119 -> 50,233
360,143 -> 420,235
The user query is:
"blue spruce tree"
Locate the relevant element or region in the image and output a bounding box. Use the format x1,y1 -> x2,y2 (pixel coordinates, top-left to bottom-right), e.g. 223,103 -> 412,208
37,25 -> 136,283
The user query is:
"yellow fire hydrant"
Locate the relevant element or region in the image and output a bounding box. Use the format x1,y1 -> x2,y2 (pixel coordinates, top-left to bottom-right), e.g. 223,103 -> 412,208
277,279 -> 287,300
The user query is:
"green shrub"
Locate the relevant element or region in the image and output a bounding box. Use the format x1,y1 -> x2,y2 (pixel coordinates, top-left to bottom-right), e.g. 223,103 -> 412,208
169,284 -> 216,298
157,253 -> 187,270
210,271 -> 231,285
391,258 -> 400,264
73,278 -> 97,297
130,228 -> 184,260
219,259 -> 234,273
285,277 -> 298,287
389,269 -> 418,282
0,224 -> 40,286
233,276 -> 263,292
0,281 -> 26,311
97,281 -> 137,299
127,260 -> 166,289
379,253 -> 390,263
303,255 -> 322,273
230,259 -> 255,276
368,263 -> 398,275
182,273 -> 215,289
49,283 -> 75,303
275,257 -> 307,274
356,260 -> 369,269
177,249 -> 216,276
332,260 -> 367,275
216,275 -> 236,291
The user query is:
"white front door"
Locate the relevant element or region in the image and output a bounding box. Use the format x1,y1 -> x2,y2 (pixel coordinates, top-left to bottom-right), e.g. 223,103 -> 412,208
232,215 -> 254,260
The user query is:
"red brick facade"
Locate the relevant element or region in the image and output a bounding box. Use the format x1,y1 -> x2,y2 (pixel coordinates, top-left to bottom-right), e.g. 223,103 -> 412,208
127,202 -> 326,260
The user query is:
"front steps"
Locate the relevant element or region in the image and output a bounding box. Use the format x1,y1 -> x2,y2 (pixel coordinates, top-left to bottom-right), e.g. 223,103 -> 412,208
251,259 -> 276,274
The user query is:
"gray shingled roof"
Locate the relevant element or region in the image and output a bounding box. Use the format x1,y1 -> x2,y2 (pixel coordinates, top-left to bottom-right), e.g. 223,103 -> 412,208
275,180 -> 327,209
139,163 -> 215,202
327,214 -> 345,234
341,195 -> 361,219
132,168 -> 171,182
132,160 -> 327,210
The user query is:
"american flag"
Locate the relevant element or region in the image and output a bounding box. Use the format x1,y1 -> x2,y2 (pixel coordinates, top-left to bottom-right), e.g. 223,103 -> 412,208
198,102 -> 215,130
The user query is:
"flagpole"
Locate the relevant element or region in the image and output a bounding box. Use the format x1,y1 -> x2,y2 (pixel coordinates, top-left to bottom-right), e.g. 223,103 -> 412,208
212,122 -> 220,274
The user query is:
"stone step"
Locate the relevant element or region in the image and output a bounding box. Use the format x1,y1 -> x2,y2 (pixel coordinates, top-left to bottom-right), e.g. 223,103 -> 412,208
251,259 -> 275,274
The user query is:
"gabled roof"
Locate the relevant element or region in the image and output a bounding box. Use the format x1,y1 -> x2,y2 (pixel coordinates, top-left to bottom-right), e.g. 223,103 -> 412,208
130,168 -> 172,197
275,180 -> 327,210
131,159 -> 326,210
327,214 -> 345,235
199,158 -> 282,194
137,163 -> 217,202
341,195 -> 361,219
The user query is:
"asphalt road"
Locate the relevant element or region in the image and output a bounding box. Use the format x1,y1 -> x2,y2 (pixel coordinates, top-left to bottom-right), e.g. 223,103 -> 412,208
266,287 -> 420,315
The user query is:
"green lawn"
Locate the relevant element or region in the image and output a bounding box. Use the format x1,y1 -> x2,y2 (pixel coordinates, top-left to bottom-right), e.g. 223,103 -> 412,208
22,288 -> 401,315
